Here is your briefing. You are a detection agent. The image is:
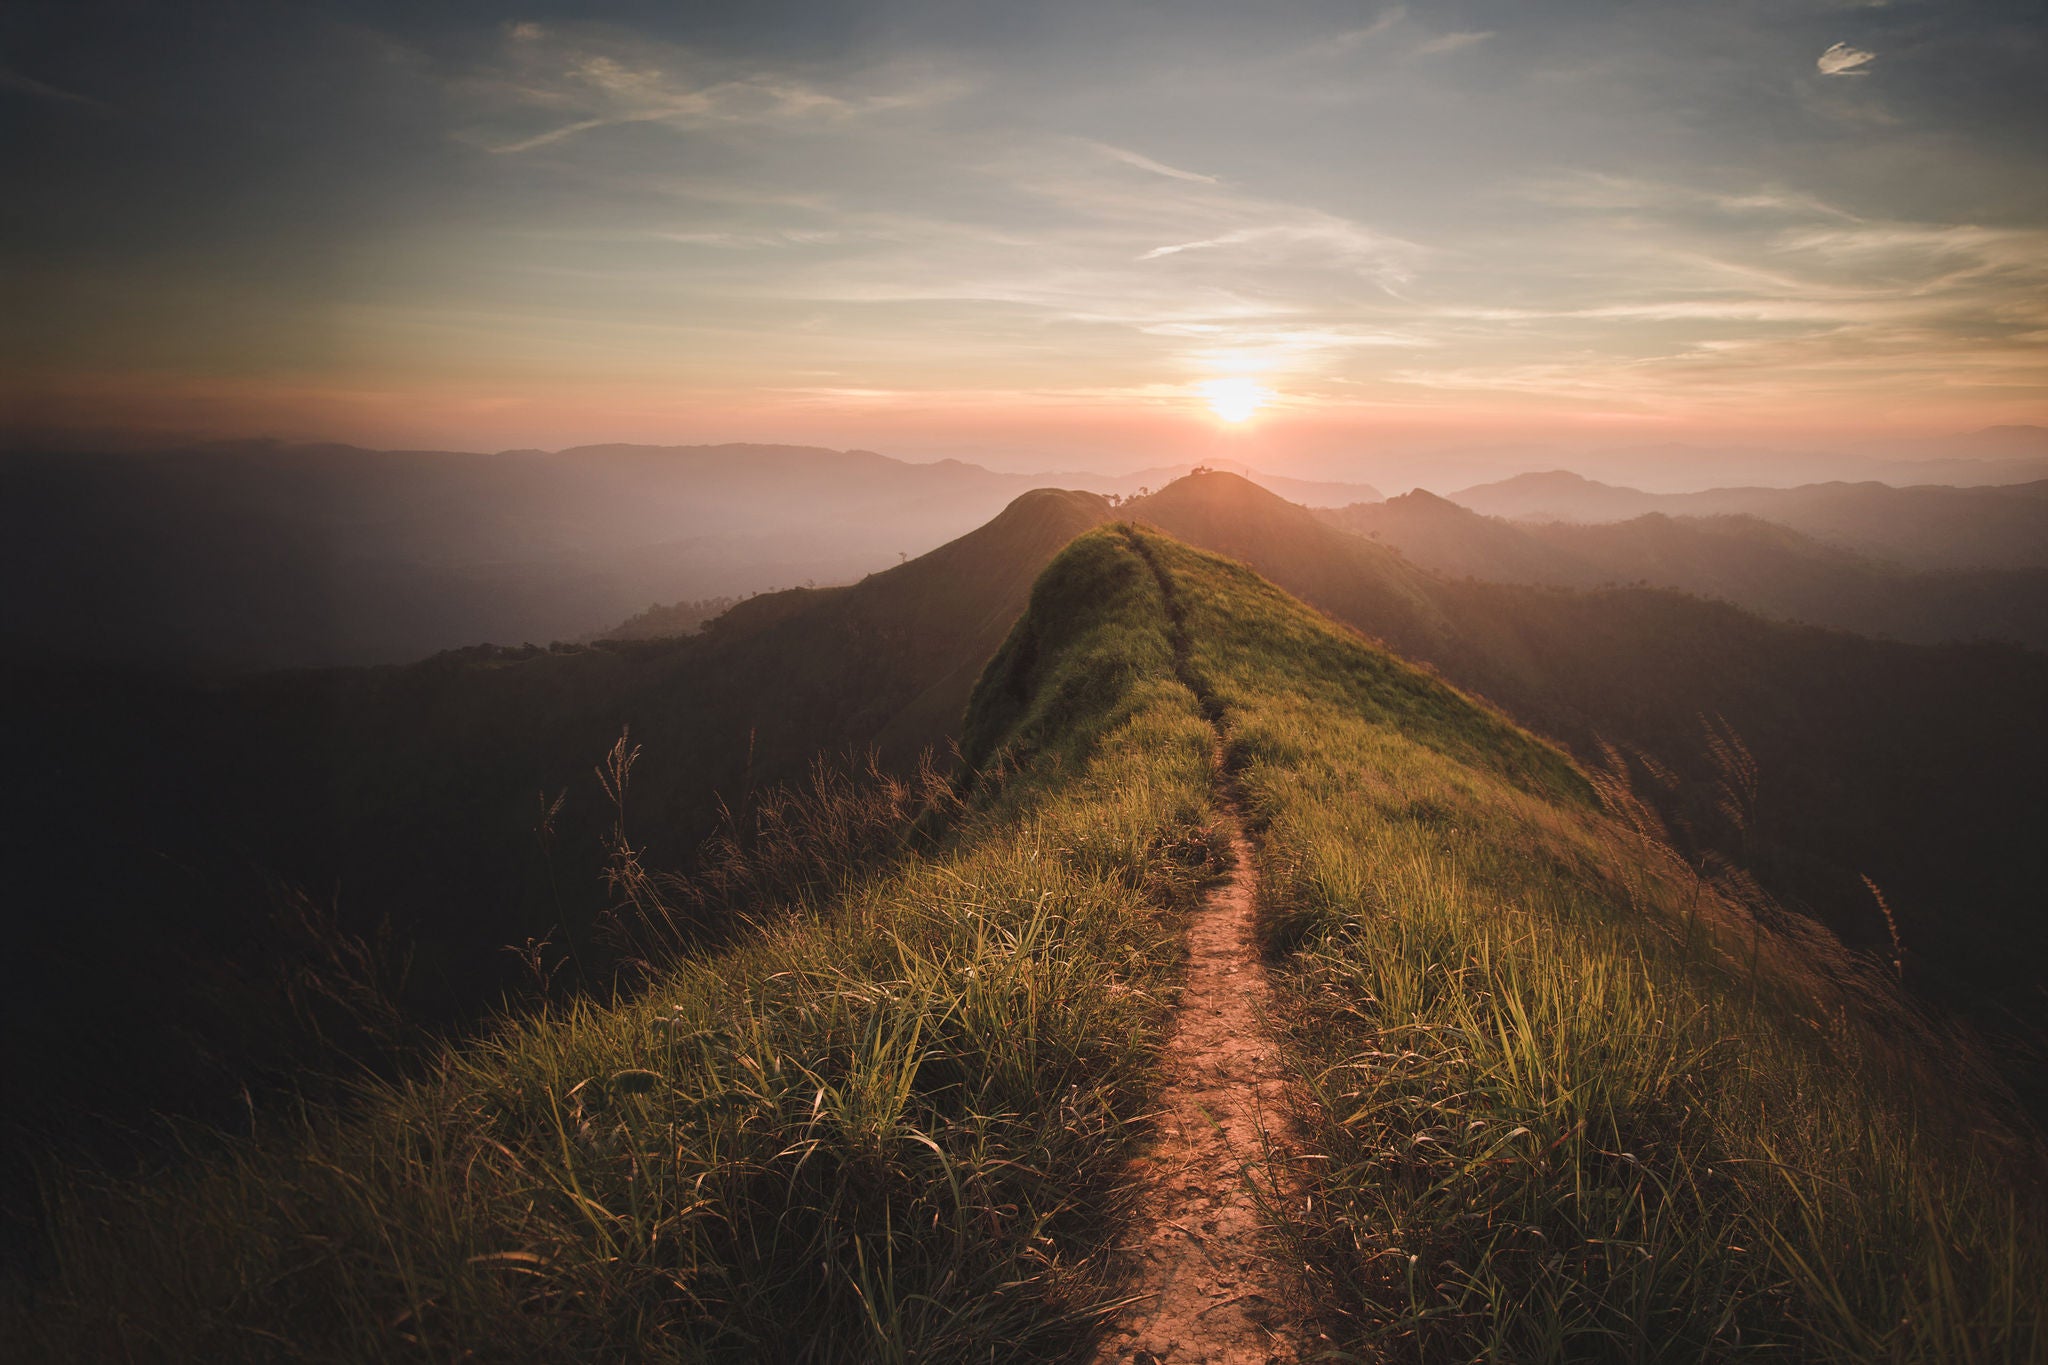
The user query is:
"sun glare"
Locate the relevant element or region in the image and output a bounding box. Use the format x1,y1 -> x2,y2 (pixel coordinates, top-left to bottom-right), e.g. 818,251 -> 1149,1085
1200,377 -> 1270,424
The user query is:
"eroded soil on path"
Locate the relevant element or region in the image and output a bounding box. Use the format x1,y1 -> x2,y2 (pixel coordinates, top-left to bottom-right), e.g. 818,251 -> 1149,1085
1093,784 -> 1303,1365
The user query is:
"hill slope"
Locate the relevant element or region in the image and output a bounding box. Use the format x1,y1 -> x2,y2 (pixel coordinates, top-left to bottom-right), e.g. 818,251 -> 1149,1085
1131,474 -> 2048,1070
1122,530 -> 2045,1359
1,488 -> 1114,1168
11,527 -> 2041,1361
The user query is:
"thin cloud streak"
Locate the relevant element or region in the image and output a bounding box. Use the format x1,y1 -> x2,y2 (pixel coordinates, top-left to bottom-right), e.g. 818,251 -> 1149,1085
1416,31 -> 1495,56
1329,8 -> 1406,52
473,28 -> 968,155
1086,141 -> 1220,184
0,67 -> 110,111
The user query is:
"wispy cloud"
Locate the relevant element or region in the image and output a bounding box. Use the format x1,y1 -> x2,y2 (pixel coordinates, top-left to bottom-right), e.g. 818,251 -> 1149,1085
0,67 -> 110,111
1087,141 -> 1218,184
1416,31 -> 1495,56
1330,8 -> 1406,52
1135,221 -> 1419,291
1817,42 -> 1877,76
1379,172 -> 2048,413
471,30 -> 966,155
417,89 -> 2048,423
1520,172 -> 1859,223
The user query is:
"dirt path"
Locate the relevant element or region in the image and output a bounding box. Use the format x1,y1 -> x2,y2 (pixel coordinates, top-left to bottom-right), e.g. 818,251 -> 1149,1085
1093,756 -> 1303,1365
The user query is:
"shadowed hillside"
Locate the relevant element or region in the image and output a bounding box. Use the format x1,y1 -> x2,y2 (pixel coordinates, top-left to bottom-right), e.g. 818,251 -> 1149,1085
1131,474 -> 2048,1080
1,488 -> 1113,1185
1322,490 -> 2048,648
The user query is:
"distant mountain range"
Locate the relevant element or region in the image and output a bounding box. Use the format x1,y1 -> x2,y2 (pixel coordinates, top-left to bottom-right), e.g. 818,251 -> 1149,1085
1323,490 -> 2048,649
1880,421 -> 2048,467
1446,469 -> 2048,570
11,433 -> 2045,672
0,441 -> 1372,669
1280,424 -> 2048,496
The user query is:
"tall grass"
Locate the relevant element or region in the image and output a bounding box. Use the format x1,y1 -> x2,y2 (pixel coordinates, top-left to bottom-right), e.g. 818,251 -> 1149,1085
1125,529 -> 2048,1362
8,530 -> 1221,1362
591,733 -> 968,976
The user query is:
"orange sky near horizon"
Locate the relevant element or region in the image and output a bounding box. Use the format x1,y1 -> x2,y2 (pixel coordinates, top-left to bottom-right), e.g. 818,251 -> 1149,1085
10,366 -> 2038,471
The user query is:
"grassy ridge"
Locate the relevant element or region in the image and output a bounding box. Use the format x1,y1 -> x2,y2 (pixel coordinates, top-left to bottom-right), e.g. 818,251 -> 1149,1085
10,529 -> 1217,1362
13,524 -> 2044,1361
1126,530 -> 2046,1361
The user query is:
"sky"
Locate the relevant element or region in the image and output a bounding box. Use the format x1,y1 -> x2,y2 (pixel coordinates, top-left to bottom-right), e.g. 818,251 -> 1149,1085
4,0 -> 2046,474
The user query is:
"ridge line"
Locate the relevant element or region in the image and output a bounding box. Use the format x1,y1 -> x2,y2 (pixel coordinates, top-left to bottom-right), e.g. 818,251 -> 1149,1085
1096,525 -> 1303,1365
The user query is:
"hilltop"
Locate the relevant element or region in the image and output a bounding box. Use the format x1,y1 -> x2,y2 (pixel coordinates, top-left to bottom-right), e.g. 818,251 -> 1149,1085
10,526 -> 2041,1361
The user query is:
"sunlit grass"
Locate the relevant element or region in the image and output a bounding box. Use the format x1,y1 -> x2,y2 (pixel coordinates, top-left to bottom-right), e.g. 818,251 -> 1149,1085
1125,530 -> 2048,1362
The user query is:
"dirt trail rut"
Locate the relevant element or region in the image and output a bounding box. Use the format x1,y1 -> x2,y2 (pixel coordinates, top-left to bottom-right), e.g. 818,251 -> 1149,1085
1093,757 -> 1303,1365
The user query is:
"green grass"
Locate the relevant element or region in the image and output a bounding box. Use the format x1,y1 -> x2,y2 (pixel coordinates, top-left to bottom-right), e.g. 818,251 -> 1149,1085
9,529 -> 1219,1363
11,524 -> 2044,1362
1122,529 -> 2047,1362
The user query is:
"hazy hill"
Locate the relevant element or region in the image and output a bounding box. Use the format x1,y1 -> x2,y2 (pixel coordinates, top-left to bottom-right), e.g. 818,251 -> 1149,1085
1131,474 -> 2048,1061
0,440 -> 1055,668
0,442 -> 1115,669
12,525 -> 2040,1361
598,595 -> 744,641
1465,430 -> 2048,493
1448,469 -> 2048,569
1322,490 -> 2048,648
0,441 -> 1364,670
1845,424 -> 2048,487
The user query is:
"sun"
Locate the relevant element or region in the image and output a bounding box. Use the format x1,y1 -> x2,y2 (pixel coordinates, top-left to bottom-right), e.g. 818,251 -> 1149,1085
1200,376 -> 1270,423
